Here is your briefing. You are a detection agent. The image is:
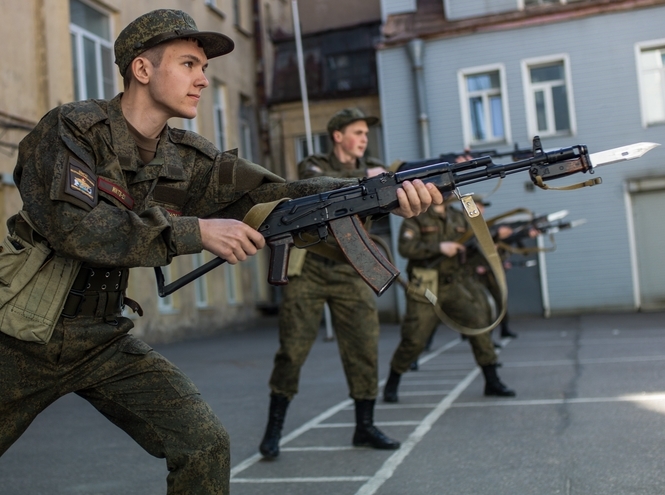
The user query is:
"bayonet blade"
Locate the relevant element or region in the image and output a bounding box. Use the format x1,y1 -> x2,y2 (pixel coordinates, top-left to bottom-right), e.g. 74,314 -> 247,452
546,209 -> 569,222
589,142 -> 660,168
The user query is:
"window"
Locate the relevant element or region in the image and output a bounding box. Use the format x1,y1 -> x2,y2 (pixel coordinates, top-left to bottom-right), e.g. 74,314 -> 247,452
458,65 -> 511,147
69,0 -> 115,101
324,52 -> 376,94
225,264 -> 239,305
182,117 -> 198,133
522,55 -> 575,137
295,133 -> 331,162
157,265 -> 176,313
213,83 -> 228,150
239,96 -> 255,161
636,41 -> 665,127
192,253 -> 209,308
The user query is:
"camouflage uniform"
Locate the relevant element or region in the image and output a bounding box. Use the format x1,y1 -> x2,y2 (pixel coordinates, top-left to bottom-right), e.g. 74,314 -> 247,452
269,151 -> 383,400
390,206 -> 498,374
0,11 -> 354,493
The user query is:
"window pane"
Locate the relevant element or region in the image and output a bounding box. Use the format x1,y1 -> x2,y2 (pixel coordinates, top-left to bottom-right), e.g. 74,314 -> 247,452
467,72 -> 499,92
643,71 -> 665,123
469,96 -> 486,140
641,49 -> 662,70
70,0 -> 110,40
490,95 -> 504,139
535,90 -> 547,131
71,33 -> 80,101
530,63 -> 563,83
552,85 -> 570,131
83,37 -> 99,99
101,46 -> 114,99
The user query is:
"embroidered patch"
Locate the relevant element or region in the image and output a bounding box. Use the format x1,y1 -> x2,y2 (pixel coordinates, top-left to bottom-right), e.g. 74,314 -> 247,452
98,178 -> 135,210
307,165 -> 323,174
65,156 -> 98,208
402,229 -> 415,240
166,209 -> 182,217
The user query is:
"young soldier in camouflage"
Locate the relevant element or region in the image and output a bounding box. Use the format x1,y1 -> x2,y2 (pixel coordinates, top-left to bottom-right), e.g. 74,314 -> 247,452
382,198 -> 515,404
259,108 -> 401,459
0,10 -> 441,495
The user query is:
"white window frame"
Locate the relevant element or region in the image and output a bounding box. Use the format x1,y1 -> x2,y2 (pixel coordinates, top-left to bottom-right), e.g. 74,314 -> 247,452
157,265 -> 177,314
213,82 -> 228,150
182,117 -> 198,133
295,132 -> 330,162
69,0 -> 115,101
192,253 -> 209,308
521,54 -> 576,138
225,263 -> 240,305
635,38 -> 665,128
458,63 -> 511,148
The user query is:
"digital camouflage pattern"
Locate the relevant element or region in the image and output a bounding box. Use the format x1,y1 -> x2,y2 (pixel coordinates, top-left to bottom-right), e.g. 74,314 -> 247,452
114,9 -> 234,76
271,150 -> 385,401
390,205 -> 498,374
2,90 -> 356,493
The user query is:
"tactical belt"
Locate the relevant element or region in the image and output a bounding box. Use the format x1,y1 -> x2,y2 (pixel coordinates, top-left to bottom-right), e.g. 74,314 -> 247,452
61,265 -> 131,319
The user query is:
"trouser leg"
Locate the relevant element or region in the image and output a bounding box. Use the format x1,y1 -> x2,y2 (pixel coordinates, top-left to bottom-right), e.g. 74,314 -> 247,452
390,296 -> 438,375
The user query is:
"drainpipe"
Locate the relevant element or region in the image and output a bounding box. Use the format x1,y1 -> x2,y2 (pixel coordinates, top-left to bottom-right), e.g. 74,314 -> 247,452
407,38 -> 430,158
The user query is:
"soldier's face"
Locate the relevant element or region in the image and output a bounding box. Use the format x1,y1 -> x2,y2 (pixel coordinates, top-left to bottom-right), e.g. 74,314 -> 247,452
147,39 -> 209,120
335,121 -> 369,160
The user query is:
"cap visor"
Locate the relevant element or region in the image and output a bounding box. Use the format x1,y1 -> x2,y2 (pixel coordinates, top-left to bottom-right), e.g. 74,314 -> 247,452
188,31 -> 235,58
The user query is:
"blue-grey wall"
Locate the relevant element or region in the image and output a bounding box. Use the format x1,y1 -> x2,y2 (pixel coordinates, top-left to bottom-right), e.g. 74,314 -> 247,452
378,6 -> 665,314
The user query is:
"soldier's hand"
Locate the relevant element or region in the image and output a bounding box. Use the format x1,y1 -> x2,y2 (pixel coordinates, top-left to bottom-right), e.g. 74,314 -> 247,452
199,218 -> 265,264
391,179 -> 443,218
440,241 -> 464,257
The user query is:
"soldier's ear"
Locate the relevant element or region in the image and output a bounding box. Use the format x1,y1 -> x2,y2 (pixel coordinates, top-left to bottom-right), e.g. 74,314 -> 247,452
129,57 -> 151,86
332,129 -> 343,144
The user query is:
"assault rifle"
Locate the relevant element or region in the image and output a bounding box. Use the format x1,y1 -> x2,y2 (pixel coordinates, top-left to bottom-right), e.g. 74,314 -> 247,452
155,137 -> 658,297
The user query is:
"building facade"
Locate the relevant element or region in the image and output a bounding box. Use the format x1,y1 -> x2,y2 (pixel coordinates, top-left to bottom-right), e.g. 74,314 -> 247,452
378,0 -> 665,315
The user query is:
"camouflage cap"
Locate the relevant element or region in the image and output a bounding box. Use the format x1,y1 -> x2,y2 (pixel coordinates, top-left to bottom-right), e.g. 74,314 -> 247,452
327,108 -> 379,135
114,9 -> 234,76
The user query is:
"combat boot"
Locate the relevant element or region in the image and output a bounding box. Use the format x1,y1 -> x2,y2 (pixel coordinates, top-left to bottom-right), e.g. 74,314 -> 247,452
352,399 -> 400,450
259,394 -> 290,458
481,364 -> 516,397
383,369 -> 402,403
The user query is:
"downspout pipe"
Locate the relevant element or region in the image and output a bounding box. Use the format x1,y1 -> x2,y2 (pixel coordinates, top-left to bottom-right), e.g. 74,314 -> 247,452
407,38 -> 430,158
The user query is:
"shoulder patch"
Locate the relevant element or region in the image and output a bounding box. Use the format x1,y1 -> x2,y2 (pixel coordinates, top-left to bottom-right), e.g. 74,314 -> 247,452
402,228 -> 415,240
168,128 -> 218,160
66,155 -> 98,208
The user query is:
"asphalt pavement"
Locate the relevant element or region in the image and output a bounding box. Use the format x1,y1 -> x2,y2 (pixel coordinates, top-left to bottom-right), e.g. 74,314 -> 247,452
2,311 -> 665,494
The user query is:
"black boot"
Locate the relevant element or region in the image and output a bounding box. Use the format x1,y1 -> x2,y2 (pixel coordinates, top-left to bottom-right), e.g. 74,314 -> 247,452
481,364 -> 516,397
259,394 -> 290,458
383,369 -> 402,403
500,314 -> 517,338
352,399 -> 400,450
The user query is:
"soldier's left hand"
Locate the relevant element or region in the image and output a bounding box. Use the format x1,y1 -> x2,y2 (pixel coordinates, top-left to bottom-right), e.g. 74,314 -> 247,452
391,179 -> 443,218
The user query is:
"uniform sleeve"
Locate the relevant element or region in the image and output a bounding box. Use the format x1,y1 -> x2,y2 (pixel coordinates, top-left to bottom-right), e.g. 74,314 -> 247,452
14,108 -> 198,268
397,218 -> 441,260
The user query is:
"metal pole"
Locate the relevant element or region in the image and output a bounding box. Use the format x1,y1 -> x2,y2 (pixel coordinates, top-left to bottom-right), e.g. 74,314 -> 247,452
292,0 -> 313,155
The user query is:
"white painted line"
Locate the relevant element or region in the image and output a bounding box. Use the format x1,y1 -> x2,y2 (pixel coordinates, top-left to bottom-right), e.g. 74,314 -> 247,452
354,367 -> 482,495
452,392 -> 665,408
233,476 -> 371,484
397,379 -> 462,385
373,403 -> 440,410
230,398 -> 353,478
230,337 -> 465,481
505,355 -> 665,368
280,446 -> 356,452
312,421 -> 421,428
399,390 -> 452,397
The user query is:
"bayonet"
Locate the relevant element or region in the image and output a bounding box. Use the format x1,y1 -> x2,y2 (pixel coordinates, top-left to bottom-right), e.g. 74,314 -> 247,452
589,142 -> 660,168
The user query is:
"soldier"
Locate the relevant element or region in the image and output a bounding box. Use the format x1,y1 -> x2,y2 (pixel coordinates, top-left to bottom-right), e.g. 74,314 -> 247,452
0,11 -> 441,495
382,197 -> 515,404
259,108 -> 400,459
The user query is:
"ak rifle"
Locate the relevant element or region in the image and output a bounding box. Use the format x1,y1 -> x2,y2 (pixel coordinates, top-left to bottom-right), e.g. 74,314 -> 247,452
155,137 -> 658,297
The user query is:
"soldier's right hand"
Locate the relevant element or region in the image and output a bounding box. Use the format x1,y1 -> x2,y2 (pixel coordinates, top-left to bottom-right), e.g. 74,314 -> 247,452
199,218 -> 265,264
439,241 -> 464,257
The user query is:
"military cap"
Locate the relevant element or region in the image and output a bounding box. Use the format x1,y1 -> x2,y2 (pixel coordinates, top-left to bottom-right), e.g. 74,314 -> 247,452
114,9 -> 234,76
327,108 -> 379,135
